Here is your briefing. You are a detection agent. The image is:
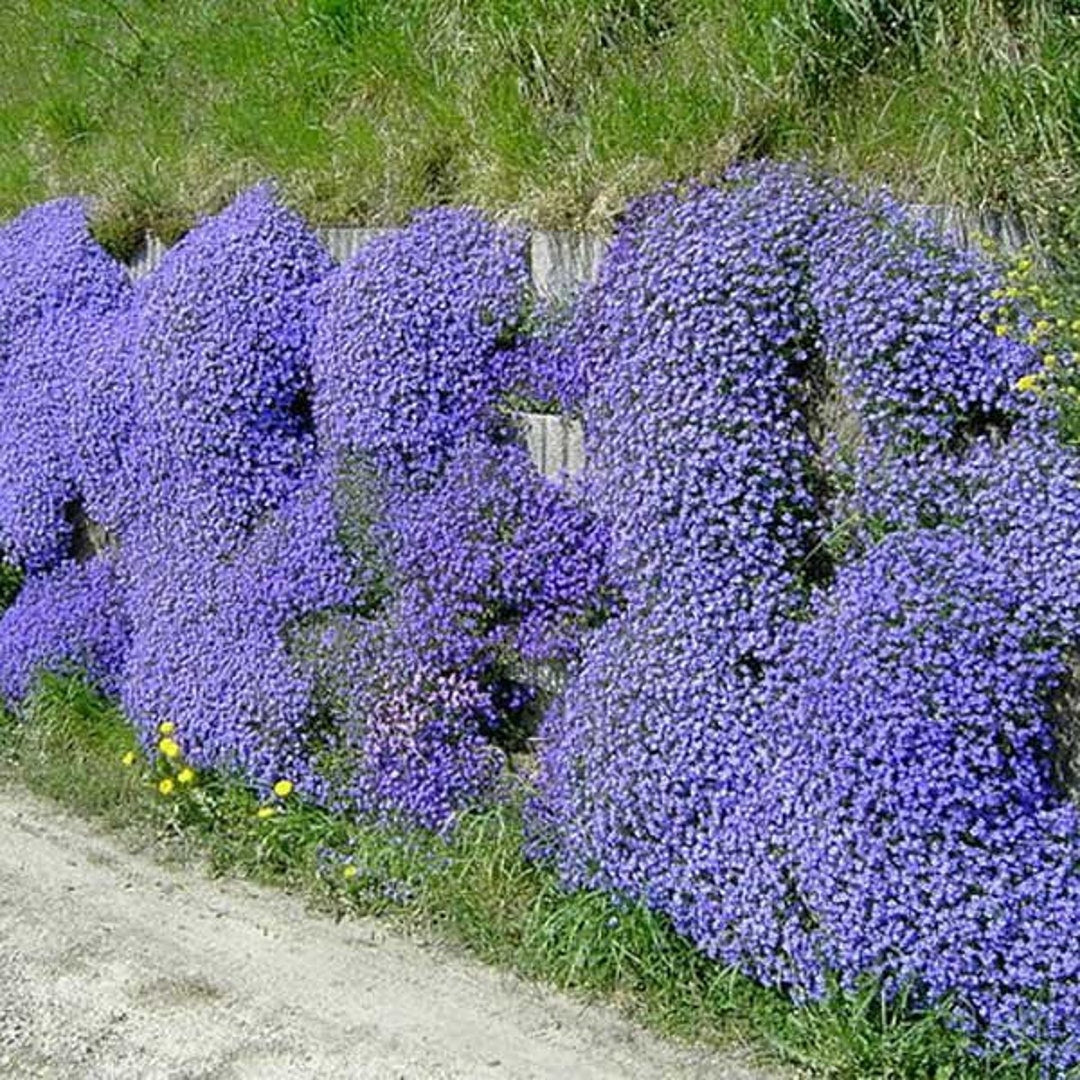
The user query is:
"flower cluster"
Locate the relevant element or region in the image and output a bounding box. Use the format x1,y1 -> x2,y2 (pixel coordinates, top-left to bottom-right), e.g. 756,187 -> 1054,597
128,183 -> 333,549
311,207 -> 529,485
0,199 -> 131,571
0,555 -> 130,704
530,162 -> 1080,1069
309,209 -> 611,825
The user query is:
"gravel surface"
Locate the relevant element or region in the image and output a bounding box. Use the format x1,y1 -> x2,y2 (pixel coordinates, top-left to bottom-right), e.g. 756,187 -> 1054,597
0,785 -> 789,1079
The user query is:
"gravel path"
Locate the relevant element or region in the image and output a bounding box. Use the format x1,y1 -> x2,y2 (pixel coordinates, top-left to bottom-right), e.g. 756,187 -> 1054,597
0,785 -> 789,1079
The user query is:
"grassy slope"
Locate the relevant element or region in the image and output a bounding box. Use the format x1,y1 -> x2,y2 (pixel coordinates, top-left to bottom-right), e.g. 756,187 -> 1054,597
1,1 -> 1078,261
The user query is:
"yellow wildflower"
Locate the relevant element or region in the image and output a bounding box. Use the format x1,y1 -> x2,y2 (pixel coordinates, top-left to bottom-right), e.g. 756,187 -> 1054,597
994,324 -> 1009,337
273,779 -> 294,799
177,767 -> 196,785
256,805 -> 276,819
121,750 -> 137,767
158,721 -> 176,735
158,778 -> 175,796
343,865 -> 358,880
1015,374 -> 1041,393
158,737 -> 180,759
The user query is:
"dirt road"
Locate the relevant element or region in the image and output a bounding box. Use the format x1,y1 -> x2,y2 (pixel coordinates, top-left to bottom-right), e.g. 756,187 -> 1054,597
0,785 -> 785,1079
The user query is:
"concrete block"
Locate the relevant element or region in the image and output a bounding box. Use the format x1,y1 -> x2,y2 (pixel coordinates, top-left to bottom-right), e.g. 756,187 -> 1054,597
529,231 -> 607,304
314,226 -> 391,265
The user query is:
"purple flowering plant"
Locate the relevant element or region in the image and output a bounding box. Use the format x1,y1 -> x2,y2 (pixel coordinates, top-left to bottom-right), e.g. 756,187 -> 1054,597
1,163 -> 1080,1069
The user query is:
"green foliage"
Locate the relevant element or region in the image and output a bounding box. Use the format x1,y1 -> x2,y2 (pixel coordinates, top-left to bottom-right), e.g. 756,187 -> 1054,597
0,1 -> 1077,245
0,561 -> 23,614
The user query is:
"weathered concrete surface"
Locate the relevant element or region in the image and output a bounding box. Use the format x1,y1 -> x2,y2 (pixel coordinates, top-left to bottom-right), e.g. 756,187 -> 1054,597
0,785 -> 789,1080
514,412 -> 585,479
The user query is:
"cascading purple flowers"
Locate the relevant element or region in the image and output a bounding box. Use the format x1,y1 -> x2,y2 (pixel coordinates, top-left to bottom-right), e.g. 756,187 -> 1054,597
113,186 -> 351,794
310,208 -> 611,826
530,162 -> 1080,1069
3,163 -> 1080,1068
0,199 -> 131,571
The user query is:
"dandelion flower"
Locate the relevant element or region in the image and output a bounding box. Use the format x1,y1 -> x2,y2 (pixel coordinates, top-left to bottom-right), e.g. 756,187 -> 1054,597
158,721 -> 176,736
343,865 -> 358,880
177,767 -> 196,785
256,806 -> 276,819
121,750 -> 137,767
1015,374 -> 1041,393
158,737 -> 180,759
273,779 -> 294,798
158,778 -> 175,796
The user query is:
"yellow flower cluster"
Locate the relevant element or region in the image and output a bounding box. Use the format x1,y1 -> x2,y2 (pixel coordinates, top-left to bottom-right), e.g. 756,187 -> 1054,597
149,721 -> 197,797
255,778 -> 296,821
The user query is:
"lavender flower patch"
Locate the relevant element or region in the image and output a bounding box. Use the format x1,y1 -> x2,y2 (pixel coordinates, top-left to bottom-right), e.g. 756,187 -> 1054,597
0,555 -> 130,704
0,199 -> 130,571
531,162 -> 1080,1069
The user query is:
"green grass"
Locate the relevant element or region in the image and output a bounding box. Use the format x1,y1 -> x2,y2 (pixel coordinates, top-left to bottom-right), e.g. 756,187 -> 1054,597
1,1 -> 1078,263
0,669 -> 1055,1080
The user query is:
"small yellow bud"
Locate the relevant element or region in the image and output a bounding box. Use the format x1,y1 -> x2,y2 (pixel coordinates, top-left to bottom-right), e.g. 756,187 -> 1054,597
273,779 -> 294,799
158,778 -> 175,796
256,806 -> 276,819
995,325 -> 1009,337
158,737 -> 181,759
177,767 -> 196,785
1015,374 -> 1041,393
121,750 -> 137,767
158,721 -> 176,735
343,865 -> 358,880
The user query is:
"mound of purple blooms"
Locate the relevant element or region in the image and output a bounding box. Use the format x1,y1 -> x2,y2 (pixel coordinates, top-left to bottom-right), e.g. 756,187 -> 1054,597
1,165 -> 1080,1067
530,163 -> 1080,1069
310,210 -> 610,826
0,199 -> 131,571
